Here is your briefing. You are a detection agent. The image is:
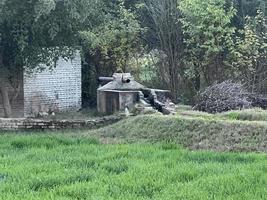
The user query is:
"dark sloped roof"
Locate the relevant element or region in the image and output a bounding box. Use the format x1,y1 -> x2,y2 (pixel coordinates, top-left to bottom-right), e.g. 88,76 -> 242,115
98,80 -> 145,91
98,73 -> 145,91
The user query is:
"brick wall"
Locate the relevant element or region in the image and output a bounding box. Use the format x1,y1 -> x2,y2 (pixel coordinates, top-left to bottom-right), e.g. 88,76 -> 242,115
24,51 -> 82,117
0,115 -> 123,130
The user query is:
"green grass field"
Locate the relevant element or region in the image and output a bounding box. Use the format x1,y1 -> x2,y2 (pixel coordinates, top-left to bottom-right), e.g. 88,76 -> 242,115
0,134 -> 266,200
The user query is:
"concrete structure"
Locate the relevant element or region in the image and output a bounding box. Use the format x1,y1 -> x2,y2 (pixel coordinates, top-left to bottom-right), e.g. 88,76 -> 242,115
97,73 -> 145,113
0,52 -> 81,118
97,73 -> 176,115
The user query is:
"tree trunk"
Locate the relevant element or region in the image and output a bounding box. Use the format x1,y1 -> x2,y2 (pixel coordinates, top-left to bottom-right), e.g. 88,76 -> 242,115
0,83 -> 12,118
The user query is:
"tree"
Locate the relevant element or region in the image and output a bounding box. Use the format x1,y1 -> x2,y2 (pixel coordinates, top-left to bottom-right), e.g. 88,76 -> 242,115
231,10 -> 267,93
140,0 -> 184,102
179,0 -> 236,87
79,0 -> 143,107
232,0 -> 266,31
0,0 -> 95,117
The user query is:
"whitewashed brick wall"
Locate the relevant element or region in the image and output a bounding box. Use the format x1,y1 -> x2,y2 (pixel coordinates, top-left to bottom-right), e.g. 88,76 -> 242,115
23,51 -> 82,117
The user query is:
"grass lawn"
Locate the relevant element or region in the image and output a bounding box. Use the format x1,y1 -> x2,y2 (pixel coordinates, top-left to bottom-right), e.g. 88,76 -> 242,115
0,134 -> 266,200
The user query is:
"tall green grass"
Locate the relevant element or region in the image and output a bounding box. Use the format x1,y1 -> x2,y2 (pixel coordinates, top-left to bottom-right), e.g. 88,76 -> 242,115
93,115 -> 267,152
218,108 -> 267,121
0,134 -> 266,200
176,108 -> 267,121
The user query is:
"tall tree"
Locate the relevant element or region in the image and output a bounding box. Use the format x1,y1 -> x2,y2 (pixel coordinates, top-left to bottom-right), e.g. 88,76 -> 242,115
179,0 -> 236,87
142,0 -> 184,101
80,0 -> 143,107
231,10 -> 267,93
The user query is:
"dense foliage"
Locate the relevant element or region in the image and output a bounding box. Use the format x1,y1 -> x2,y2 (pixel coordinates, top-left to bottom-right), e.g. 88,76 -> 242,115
180,0 -> 236,86
80,0 -> 143,106
230,11 -> 267,93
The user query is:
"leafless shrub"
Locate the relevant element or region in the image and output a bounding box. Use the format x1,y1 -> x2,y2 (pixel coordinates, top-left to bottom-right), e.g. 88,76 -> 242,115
193,81 -> 252,113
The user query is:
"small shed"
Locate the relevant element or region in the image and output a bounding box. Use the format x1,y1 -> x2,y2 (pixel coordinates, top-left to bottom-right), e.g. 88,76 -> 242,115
0,51 -> 82,118
97,73 -> 145,113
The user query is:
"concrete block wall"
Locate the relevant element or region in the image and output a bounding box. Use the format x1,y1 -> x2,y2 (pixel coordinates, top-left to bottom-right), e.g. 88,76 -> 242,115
24,51 -> 82,117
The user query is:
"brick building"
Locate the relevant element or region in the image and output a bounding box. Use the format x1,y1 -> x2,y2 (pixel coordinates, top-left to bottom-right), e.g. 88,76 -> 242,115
0,52 -> 82,118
